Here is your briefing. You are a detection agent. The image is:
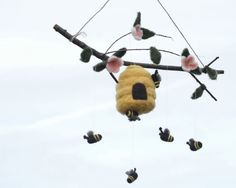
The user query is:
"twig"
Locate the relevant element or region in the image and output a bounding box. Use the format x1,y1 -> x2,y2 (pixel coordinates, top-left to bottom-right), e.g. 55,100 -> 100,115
103,32 -> 132,83
206,57 -> 219,67
155,33 -> 172,39
106,48 -> 180,57
104,32 -> 132,83
109,73 -> 118,83
54,24 -> 109,61
190,72 -> 217,101
53,24 -> 224,75
104,32 -> 132,54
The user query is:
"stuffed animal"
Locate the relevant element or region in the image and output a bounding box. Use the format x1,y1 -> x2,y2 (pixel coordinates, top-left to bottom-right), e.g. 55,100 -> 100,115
186,138 -> 202,151
125,168 -> 138,183
116,65 -> 156,121
83,131 -> 102,144
159,127 -> 174,142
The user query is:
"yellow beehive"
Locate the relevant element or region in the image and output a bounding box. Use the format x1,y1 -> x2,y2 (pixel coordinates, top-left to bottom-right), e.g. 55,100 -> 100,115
116,65 -> 156,116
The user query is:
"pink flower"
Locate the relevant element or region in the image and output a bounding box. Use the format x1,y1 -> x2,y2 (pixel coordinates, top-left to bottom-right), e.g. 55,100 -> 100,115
181,55 -> 199,72
106,56 -> 124,73
131,24 -> 143,40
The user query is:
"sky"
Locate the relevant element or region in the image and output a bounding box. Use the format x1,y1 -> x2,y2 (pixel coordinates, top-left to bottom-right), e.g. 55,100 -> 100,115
0,0 -> 236,187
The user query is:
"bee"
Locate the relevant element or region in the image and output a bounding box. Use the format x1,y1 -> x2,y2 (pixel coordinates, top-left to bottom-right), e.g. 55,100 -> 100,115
83,131 -> 102,144
159,127 -> 174,142
116,65 -> 156,121
186,138 -> 202,151
151,70 -> 161,88
125,168 -> 138,183
125,110 -> 140,121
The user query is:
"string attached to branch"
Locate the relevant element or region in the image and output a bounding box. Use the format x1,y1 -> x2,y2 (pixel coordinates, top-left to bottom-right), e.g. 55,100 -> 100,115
156,0 -> 205,67
70,0 -> 110,42
156,0 -> 220,101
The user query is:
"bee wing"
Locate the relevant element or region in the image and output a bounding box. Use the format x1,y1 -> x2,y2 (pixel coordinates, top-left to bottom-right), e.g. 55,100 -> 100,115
125,170 -> 132,175
189,138 -> 195,142
87,131 -> 94,136
164,128 -> 170,134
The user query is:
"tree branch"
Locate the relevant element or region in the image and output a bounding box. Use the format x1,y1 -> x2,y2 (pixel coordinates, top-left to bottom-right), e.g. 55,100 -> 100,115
54,24 -> 109,61
53,24 -> 224,75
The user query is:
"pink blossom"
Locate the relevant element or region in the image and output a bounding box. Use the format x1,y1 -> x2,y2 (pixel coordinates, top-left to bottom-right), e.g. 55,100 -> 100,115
106,56 -> 124,73
181,55 -> 199,72
131,24 -> 143,40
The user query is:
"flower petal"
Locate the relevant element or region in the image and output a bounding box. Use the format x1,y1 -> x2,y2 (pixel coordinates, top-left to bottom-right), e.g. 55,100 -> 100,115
106,56 -> 124,73
181,55 -> 198,72
131,24 -> 143,40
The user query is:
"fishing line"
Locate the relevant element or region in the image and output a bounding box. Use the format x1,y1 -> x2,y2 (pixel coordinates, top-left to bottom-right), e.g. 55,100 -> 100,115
156,0 -> 205,67
71,0 -> 111,41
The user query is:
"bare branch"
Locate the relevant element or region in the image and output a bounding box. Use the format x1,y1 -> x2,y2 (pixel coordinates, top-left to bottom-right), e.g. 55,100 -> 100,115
53,24 -> 224,75
190,73 -> 217,101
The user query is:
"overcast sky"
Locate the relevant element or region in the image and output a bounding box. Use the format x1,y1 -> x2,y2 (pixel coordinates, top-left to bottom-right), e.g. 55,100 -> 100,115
0,0 -> 235,187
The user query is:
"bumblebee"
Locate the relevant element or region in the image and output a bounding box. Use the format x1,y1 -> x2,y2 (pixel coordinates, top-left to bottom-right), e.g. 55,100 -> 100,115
126,110 -> 140,121
159,127 -> 174,142
83,131 -> 102,144
151,70 -> 161,88
186,138 -> 202,151
116,65 -> 156,121
125,168 -> 138,183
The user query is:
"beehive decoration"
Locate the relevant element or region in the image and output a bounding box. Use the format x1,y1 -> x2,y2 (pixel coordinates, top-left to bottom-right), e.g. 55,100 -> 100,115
116,65 -> 156,121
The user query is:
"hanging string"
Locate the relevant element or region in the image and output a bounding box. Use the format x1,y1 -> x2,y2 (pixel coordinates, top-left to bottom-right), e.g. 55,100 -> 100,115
69,0 -> 118,84
104,32 -> 132,54
103,32 -> 133,84
70,0 -> 110,42
156,0 -> 205,67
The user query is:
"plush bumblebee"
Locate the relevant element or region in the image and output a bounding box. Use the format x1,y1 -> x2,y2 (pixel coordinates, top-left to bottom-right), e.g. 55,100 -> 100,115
186,138 -> 202,151
116,65 -> 156,121
125,168 -> 138,183
151,70 -> 161,88
83,131 -> 102,144
159,127 -> 174,142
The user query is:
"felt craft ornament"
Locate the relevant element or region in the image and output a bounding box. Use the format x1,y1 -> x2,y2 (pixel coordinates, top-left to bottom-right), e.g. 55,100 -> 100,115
126,168 -> 138,183
54,0 -> 224,121
186,138 -> 203,151
131,24 -> 143,40
83,131 -> 102,144
106,56 -> 124,73
159,127 -> 174,142
116,65 -> 156,121
181,48 -> 199,72
131,12 -> 171,41
131,12 -> 143,40
53,0 -> 224,183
